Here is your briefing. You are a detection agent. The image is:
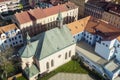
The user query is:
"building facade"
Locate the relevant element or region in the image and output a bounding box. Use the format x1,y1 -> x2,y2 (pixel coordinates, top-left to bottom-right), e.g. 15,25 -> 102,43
0,0 -> 22,13
70,0 -> 87,17
12,1 -> 78,36
0,24 -> 23,51
84,0 -> 109,19
102,6 -> 120,28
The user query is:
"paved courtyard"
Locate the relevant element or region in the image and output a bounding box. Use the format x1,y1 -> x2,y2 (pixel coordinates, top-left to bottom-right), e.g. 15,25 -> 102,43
49,73 -> 94,80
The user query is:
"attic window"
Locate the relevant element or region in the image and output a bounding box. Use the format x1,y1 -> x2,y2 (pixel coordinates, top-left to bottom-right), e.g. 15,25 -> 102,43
75,26 -> 78,29
57,47 -> 59,49
81,24 -> 83,27
66,5 -> 70,9
117,44 -> 120,47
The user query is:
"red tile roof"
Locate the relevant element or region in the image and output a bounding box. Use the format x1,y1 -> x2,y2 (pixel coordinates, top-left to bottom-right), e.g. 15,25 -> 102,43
0,24 -> 18,33
67,16 -> 92,35
67,16 -> 120,41
14,1 -> 78,24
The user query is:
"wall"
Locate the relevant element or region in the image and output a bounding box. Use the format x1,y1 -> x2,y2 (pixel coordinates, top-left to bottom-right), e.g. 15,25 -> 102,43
95,40 -> 116,60
85,3 -> 103,19
83,31 -> 96,46
102,12 -> 120,28
21,57 -> 33,69
115,40 -> 120,62
70,0 -> 85,17
0,29 -> 23,50
73,32 -> 83,42
0,3 -> 8,13
38,44 -> 76,74
76,50 -> 104,75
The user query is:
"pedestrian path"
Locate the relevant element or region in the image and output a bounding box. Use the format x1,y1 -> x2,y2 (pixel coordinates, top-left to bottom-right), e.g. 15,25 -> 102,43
49,73 -> 94,80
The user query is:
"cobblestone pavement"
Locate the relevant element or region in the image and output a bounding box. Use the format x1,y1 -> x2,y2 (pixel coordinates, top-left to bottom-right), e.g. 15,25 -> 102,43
49,73 -> 95,80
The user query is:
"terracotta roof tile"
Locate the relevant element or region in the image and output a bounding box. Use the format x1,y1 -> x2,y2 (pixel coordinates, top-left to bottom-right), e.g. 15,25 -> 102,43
15,12 -> 32,24
117,36 -> 120,41
43,4 -> 67,17
14,2 -> 78,24
68,16 -> 120,41
0,24 -> 17,33
67,16 -> 91,35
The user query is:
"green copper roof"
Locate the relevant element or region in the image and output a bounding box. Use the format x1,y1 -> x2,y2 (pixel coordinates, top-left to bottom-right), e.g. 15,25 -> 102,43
57,11 -> 62,21
19,25 -> 75,59
24,64 -> 39,78
35,25 -> 75,60
18,40 -> 39,58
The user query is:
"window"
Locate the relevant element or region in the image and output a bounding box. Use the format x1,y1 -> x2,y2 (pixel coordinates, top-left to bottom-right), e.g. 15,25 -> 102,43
16,42 -> 18,44
90,37 -> 92,40
92,65 -> 96,69
9,39 -> 11,42
84,34 -> 86,36
4,40 -> 7,43
19,35 -> 21,38
102,43 -> 105,45
117,44 -> 120,47
87,36 -> 89,38
65,52 -> 67,59
78,34 -> 79,36
58,55 -> 61,58
12,38 -> 14,40
51,60 -> 54,67
75,26 -> 78,29
106,45 -> 108,47
85,60 -> 89,64
69,51 -> 71,57
13,42 -> 15,45
46,62 -> 49,69
20,40 -> 22,43
15,37 -> 17,39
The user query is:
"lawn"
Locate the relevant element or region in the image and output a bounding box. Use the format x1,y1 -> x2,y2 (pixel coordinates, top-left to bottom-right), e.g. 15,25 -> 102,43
17,76 -> 26,80
17,60 -> 89,80
40,60 -> 88,80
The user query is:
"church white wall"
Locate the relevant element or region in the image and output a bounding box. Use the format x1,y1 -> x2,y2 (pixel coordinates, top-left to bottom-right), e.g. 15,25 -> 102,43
39,44 -> 76,74
21,57 -> 33,69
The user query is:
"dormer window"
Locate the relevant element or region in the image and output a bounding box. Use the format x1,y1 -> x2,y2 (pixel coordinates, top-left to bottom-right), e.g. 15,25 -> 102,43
75,26 -> 78,29
117,44 -> 120,47
1,35 -> 6,40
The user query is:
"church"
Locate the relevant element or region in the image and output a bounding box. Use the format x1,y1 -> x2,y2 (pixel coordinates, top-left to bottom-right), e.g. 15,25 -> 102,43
18,12 -> 76,80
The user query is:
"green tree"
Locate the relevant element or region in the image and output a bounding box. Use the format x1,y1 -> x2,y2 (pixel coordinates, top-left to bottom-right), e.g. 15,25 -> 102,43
19,4 -> 23,9
0,47 -> 15,80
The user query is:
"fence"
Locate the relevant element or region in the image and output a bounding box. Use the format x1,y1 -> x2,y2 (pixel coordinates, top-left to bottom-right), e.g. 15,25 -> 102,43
7,73 -> 22,80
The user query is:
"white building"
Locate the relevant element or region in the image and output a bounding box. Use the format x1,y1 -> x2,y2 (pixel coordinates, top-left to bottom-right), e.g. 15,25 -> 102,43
0,0 -> 21,13
104,60 -> 120,80
0,3 -> 8,13
0,24 -> 23,51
